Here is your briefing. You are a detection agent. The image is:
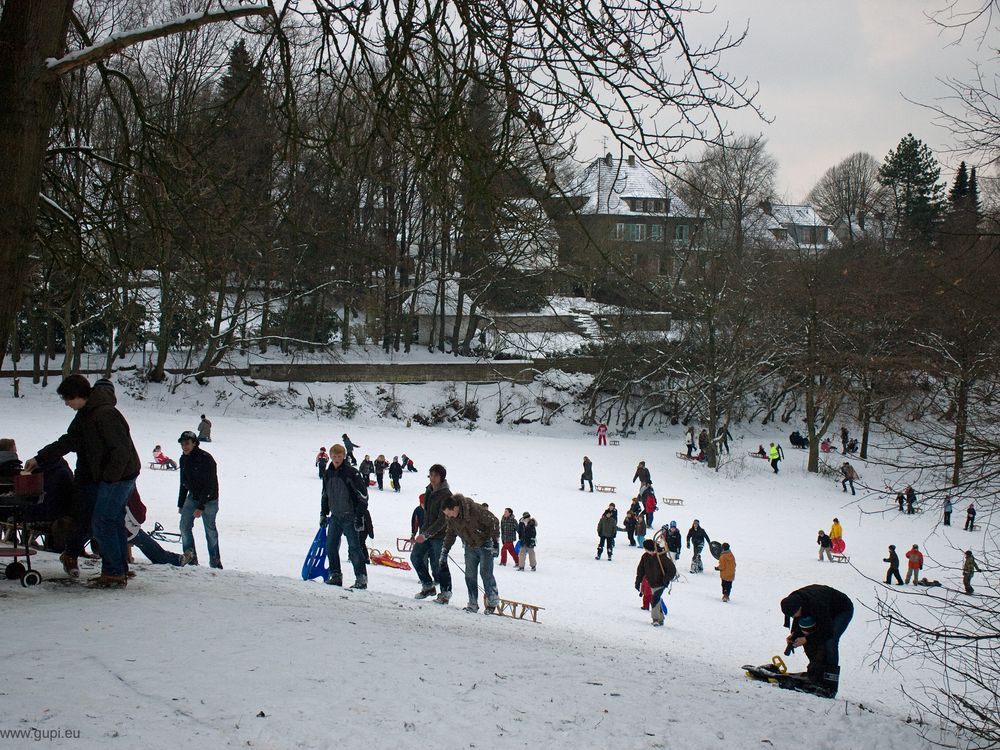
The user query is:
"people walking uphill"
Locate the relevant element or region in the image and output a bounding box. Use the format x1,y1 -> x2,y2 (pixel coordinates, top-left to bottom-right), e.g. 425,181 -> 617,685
895,490 -> 905,513
315,447 -> 329,479
640,484 -> 657,528
665,521 -> 682,560
411,464 -> 453,601
358,455 -> 374,485
768,442 -> 783,474
686,519 -> 710,573
388,456 -> 403,492
635,539 -> 677,626
580,456 -> 594,492
780,584 -> 854,698
341,434 -> 360,466
685,425 -> 696,458
499,508 -> 518,565
596,509 -> 617,560
817,530 -> 833,562
27,375 -> 142,588
884,545 -> 903,585
904,544 -> 923,585
320,444 -> 369,589
623,511 -> 638,546
374,454 -> 388,491
516,512 -> 537,571
197,414 -> 212,443
439,494 -> 501,614
962,550 -> 981,594
840,462 -> 858,495
716,542 -> 736,601
943,495 -> 953,526
177,429 -> 222,569
632,460 -> 651,486
964,503 -> 976,531
905,486 -> 917,515
596,422 -> 608,446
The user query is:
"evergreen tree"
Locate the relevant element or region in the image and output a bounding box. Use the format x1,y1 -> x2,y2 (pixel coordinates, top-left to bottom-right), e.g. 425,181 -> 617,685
877,133 -> 945,246
946,161 -> 982,236
948,161 -> 969,206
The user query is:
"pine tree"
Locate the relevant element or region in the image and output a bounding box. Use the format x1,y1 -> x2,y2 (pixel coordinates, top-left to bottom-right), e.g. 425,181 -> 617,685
946,161 -> 982,236
948,161 -> 969,206
877,133 -> 945,246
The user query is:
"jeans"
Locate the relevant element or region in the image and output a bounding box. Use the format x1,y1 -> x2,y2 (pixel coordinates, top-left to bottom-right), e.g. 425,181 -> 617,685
376,473 -> 384,490
905,567 -> 921,585
180,494 -> 221,567
326,513 -> 366,584
464,542 -> 499,607
132,529 -> 183,565
822,607 -> 854,667
92,479 -> 135,576
411,536 -> 451,593
645,511 -> 654,528
841,478 -> 855,494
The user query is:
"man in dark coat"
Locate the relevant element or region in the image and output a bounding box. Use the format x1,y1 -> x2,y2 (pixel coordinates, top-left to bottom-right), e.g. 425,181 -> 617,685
780,584 -> 854,697
412,463 -> 453,602
320,444 -> 369,588
178,430 -> 221,568
28,376 -> 141,587
632,461 -> 651,486
883,544 -> 903,585
636,539 -> 677,626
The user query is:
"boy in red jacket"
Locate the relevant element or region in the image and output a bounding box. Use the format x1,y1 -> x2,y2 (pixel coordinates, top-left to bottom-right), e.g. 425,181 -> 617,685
904,544 -> 924,585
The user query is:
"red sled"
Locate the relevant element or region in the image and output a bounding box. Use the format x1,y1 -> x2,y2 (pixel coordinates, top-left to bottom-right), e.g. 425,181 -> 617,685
831,538 -> 846,554
368,479 -> 377,486
368,548 -> 411,571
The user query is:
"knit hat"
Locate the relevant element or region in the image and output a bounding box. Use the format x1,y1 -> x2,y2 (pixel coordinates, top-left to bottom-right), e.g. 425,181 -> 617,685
798,615 -> 817,630
721,542 -> 730,551
521,512 -> 530,519
670,521 -> 677,528
643,539 -> 655,551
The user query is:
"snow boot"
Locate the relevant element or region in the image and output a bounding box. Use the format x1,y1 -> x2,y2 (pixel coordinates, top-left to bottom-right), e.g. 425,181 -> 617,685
325,576 -> 342,586
351,576 -> 367,590
415,586 -> 437,600
60,553 -> 79,578
463,602 -> 479,613
434,592 -> 451,604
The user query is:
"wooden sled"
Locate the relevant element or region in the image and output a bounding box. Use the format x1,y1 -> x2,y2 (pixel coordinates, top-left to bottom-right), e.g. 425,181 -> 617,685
675,452 -> 700,462
595,485 -> 616,493
748,452 -> 768,459
396,537 -> 414,552
368,548 -> 411,571
487,595 -> 545,623
660,497 -> 683,506
147,462 -> 177,471
609,439 -> 620,446
829,554 -> 850,564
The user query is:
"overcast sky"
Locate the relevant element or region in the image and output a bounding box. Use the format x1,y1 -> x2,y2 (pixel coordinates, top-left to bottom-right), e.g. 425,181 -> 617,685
628,1 -> 993,201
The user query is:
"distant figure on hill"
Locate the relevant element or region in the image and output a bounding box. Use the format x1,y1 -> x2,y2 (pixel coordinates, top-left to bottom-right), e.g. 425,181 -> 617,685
840,425 -> 849,453
632,460 -> 651,486
942,496 -> 953,526
715,423 -> 733,455
905,486 -> 917,515
685,425 -> 696,458
580,456 -> 594,492
401,453 -> 418,472
197,414 -> 212,443
596,423 -> 608,446
341,434 -> 360,466
963,551 -> 981,594
840,463 -> 858,495
153,445 -> 178,470
883,545 -> 903,585
964,503 -> 976,531
904,544 -> 923,585
716,543 -> 736,602
768,442 -> 783,474
315,447 -> 329,479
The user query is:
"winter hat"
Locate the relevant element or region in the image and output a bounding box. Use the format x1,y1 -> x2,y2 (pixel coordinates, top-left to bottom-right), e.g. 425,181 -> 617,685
670,521 -> 677,528
798,615 -> 817,630
521,512 -> 530,519
178,430 -> 199,445
643,539 -> 656,551
889,544 -> 896,550
780,593 -> 805,628
721,542 -> 730,551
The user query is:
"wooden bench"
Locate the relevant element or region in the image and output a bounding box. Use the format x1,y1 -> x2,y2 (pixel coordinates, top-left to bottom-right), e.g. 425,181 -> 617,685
609,439 -> 620,446
829,554 -> 850,564
660,497 -> 683,506
491,596 -> 545,623
595,485 -> 616,493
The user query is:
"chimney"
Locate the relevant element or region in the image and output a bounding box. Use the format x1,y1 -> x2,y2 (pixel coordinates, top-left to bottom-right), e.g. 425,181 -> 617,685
627,155 -> 636,167
605,153 -> 613,167
758,199 -> 773,216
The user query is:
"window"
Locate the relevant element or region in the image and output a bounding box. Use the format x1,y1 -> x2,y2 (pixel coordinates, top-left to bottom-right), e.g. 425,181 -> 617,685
650,224 -> 664,241
674,224 -> 689,241
626,223 -> 646,242
610,223 -> 625,240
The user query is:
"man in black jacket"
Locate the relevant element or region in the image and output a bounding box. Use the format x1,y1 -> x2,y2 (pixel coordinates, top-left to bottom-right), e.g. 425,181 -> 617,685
320,444 -> 369,588
178,430 -> 221,568
883,544 -> 903,584
780,584 -> 854,697
412,463 -> 453,602
28,376 -> 141,587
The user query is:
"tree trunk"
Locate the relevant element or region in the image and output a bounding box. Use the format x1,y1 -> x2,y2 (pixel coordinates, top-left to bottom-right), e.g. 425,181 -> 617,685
0,1 -> 74,366
952,374 -> 969,486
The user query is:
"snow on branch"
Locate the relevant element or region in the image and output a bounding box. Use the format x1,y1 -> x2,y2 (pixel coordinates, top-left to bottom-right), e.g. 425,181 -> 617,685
45,4 -> 274,77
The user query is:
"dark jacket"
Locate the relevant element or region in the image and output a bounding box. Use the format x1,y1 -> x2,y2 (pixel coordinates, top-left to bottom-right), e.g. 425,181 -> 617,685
419,481 -> 453,539
632,465 -> 651,485
665,527 -> 682,552
23,456 -> 74,523
389,460 -> 403,480
817,531 -> 832,549
36,383 -> 141,486
178,446 -> 219,510
320,461 -> 368,519
500,513 -> 518,543
359,459 -> 374,476
410,505 -> 424,537
883,548 -> 900,569
597,514 -> 617,538
518,518 -> 537,547
582,459 -> 593,480
442,496 -> 500,555
374,458 -> 388,476
780,584 -> 854,644
686,524 -> 710,548
636,549 -> 677,589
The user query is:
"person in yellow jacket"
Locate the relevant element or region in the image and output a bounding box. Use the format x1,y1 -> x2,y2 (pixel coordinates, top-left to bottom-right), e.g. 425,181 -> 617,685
716,542 -> 736,602
829,518 -> 842,541
768,442 -> 783,474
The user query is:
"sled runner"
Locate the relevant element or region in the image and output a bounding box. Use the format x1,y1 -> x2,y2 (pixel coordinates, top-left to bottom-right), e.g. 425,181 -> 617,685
368,548 -> 412,571
149,522 -> 181,544
660,497 -> 683,506
742,656 -> 835,698
147,462 -> 177,471
829,554 -> 850,564
609,439 -> 621,446
396,537 -> 414,552
748,452 -> 768,459
675,452 -> 700,462
595,485 -> 616,493
486,595 -> 545,623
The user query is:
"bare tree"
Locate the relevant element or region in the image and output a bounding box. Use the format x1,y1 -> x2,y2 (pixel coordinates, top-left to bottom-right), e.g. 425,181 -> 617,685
806,152 -> 888,247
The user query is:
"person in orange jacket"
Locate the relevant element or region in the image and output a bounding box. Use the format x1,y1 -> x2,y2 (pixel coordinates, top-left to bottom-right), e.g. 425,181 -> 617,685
716,542 -> 736,602
904,544 -> 924,585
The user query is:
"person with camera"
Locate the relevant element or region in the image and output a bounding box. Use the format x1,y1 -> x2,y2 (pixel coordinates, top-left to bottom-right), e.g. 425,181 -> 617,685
320,443 -> 369,589
779,584 -> 854,698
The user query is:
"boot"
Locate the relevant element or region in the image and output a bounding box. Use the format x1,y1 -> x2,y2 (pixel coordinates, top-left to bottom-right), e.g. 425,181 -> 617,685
351,575 -> 367,590
60,553 -> 79,578
820,665 -> 840,698
415,586 -> 437,600
434,591 -> 451,604
88,574 -> 128,589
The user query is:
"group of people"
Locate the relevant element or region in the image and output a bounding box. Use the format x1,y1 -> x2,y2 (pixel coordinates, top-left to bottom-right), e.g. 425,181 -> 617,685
682,424 -> 732,462
315,439 -> 417,494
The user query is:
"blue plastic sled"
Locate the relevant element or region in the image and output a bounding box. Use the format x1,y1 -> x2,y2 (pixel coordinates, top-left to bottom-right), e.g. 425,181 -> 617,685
302,527 -> 329,581
514,541 -> 521,556
660,599 -> 668,616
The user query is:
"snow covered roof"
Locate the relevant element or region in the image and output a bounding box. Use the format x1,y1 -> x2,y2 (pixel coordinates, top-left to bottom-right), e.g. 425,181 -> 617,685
768,203 -> 826,228
567,155 -> 693,218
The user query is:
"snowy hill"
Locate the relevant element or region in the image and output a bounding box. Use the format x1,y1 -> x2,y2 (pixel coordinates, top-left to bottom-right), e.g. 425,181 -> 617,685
1,379 -> 976,749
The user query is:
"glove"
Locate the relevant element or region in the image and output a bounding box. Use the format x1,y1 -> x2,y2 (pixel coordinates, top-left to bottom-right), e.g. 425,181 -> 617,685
319,514 -> 328,528
635,581 -> 641,592
354,517 -> 365,532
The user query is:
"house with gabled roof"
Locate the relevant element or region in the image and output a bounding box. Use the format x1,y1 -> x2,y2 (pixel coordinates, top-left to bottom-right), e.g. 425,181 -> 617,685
750,201 -> 839,250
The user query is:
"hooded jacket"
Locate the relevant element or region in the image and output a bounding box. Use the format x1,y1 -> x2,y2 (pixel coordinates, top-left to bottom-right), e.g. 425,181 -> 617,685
35,380 -> 141,485
717,550 -> 736,581
442,495 -> 500,555
636,549 -> 676,589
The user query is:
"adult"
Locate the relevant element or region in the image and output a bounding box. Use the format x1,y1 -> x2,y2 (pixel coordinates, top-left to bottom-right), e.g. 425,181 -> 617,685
341,433 -> 360,466
319,444 -> 369,588
177,430 -> 221,568
768,442 -> 782,474
640,484 -> 657,528
840,462 -> 858,495
686,519 -> 710,573
780,584 -> 854,698
716,542 -> 736,602
883,544 -> 903,585
516,512 -> 537,571
596,509 -> 617,560
697,429 -> 710,461
840,425 -> 849,453
632,461 -> 651,486
964,504 -> 976,531
596,423 -> 608,446
716,423 -> 733,455
197,414 -> 212,443
580,456 -> 594,492
904,544 -> 923,585
27,376 -> 141,588
684,425 -> 696,458
499,507 -> 518,566
962,551 -> 981,595
388,456 -> 403,492
635,539 -> 677,626
411,463 -> 453,602
905,486 -> 917,515
942,495 -> 953,526
440,494 -> 501,614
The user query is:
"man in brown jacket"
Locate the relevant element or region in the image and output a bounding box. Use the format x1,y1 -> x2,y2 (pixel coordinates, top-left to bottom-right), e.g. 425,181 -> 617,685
635,539 -> 677,626
441,493 -> 501,614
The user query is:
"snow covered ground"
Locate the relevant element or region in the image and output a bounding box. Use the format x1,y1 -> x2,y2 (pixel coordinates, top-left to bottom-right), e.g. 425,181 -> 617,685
0,377 -> 984,749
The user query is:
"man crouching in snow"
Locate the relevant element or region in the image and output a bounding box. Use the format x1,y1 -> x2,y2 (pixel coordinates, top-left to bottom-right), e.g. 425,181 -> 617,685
635,539 -> 676,626
440,494 -> 501,614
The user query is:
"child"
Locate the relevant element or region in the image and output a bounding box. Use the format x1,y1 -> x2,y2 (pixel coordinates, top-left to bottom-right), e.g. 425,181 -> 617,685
623,510 -> 637,546
401,453 -> 418,472
715,542 -> 736,602
596,510 -> 617,560
517,513 -> 537,571
389,456 -> 403,492
635,512 -> 647,549
499,507 -> 518,565
374,454 -> 388,491
817,530 -> 833,562
665,521 -> 682,560
635,539 -> 677,626
358,454 -> 374,484
153,445 -> 178,470
315,447 -> 329,479
964,503 -> 976,531
410,495 -> 425,540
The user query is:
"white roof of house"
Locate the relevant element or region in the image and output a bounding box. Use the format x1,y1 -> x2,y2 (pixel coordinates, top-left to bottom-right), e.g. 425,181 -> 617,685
568,156 -> 693,218
769,203 -> 826,228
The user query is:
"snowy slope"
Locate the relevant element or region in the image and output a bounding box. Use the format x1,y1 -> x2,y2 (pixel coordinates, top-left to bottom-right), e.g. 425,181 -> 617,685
1,379 -> 976,749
